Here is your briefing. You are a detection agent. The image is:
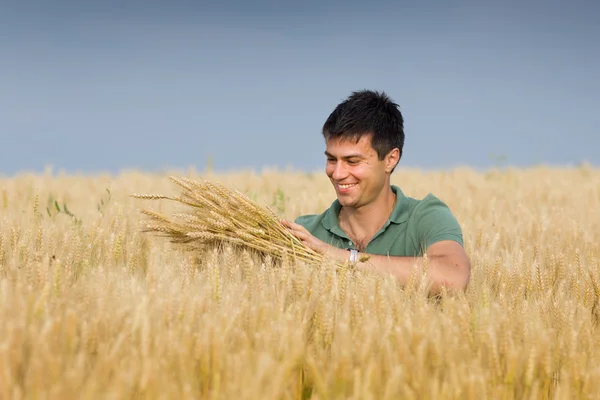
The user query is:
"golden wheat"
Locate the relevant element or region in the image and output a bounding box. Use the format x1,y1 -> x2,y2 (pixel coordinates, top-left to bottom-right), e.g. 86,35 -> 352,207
131,176 -> 343,268
0,165 -> 598,399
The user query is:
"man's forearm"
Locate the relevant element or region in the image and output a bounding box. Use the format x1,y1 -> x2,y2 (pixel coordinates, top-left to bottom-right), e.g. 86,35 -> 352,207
357,253 -> 469,294
325,246 -> 469,294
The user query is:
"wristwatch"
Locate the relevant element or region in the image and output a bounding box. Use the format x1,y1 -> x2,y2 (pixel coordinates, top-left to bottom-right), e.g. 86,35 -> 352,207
348,249 -> 359,264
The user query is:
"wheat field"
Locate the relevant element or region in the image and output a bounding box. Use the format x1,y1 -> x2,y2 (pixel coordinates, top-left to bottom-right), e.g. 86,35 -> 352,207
1,165 -> 599,399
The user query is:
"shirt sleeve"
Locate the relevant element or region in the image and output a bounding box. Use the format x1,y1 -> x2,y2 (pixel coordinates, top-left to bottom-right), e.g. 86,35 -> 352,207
413,195 -> 464,251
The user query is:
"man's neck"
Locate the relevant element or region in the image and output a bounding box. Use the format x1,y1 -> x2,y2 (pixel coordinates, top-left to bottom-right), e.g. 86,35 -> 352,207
338,185 -> 396,247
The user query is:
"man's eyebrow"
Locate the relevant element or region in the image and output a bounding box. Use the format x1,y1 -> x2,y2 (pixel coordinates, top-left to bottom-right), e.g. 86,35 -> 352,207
324,151 -> 364,159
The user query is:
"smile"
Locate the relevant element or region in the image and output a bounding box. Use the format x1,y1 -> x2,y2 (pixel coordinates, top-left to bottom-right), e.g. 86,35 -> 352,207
338,183 -> 357,189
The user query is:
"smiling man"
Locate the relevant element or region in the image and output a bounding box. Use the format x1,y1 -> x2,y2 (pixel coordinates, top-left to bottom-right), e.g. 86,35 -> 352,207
282,90 -> 471,294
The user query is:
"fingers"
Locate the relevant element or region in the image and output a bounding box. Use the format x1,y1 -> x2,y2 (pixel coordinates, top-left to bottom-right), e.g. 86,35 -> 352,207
289,227 -> 307,240
281,221 -> 327,254
281,219 -> 301,231
289,222 -> 307,233
282,220 -> 308,241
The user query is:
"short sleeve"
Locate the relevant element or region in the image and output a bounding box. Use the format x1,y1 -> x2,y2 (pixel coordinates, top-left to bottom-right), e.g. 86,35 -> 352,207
413,195 -> 464,251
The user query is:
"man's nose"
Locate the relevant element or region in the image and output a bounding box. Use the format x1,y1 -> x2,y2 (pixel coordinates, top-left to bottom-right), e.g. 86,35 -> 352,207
332,162 -> 347,180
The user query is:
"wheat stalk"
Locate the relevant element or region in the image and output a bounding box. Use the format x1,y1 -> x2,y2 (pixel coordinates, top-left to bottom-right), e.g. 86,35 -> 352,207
132,176 -> 343,268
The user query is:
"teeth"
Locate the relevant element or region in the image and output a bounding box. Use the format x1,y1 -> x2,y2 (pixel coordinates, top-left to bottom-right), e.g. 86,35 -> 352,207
339,183 -> 356,189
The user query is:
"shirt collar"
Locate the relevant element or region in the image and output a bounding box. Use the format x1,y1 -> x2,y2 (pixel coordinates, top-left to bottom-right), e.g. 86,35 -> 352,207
388,185 -> 410,223
321,185 -> 410,237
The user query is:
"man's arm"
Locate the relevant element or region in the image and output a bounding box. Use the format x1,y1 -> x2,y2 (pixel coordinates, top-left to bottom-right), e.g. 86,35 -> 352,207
323,241 -> 470,294
282,216 -> 471,295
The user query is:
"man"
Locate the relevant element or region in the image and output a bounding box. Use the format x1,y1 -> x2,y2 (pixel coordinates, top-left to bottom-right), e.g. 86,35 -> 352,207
281,90 -> 470,294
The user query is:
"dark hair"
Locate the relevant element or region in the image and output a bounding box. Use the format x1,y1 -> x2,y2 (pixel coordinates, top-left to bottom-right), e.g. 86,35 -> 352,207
322,90 -> 405,166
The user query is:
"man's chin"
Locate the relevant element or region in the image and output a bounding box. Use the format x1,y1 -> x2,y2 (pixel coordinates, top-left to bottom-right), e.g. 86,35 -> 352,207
337,196 -> 356,208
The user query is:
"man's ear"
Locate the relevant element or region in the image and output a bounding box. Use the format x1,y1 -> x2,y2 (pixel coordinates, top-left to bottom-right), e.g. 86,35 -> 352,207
385,148 -> 400,173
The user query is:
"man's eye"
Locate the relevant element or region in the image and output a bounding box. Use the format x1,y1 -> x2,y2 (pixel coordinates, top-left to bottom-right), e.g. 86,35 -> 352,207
347,160 -> 359,165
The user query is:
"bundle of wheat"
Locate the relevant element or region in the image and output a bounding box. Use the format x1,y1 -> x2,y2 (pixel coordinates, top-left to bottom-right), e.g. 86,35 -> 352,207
131,176 -> 340,268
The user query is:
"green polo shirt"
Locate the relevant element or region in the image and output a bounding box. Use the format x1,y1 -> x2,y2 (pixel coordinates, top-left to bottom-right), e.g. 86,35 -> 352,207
294,185 -> 464,257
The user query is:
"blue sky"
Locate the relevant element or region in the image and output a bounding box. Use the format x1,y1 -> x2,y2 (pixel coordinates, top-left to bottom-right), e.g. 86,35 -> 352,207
1,0 -> 599,175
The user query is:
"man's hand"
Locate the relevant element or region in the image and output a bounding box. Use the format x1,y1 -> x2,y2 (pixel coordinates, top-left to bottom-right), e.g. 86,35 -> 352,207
281,220 -> 331,255
281,220 -> 362,264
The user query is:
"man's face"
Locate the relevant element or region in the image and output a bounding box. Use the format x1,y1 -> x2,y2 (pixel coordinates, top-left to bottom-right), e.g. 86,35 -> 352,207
325,134 -> 396,209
